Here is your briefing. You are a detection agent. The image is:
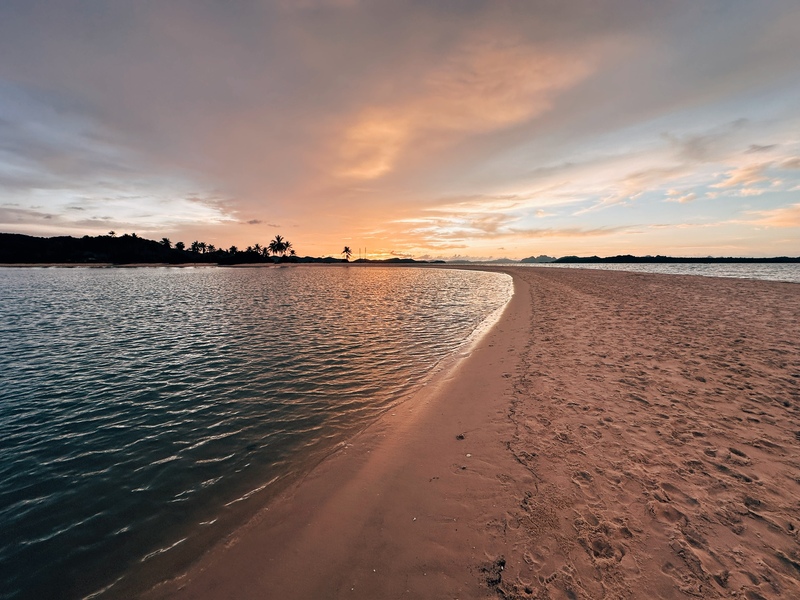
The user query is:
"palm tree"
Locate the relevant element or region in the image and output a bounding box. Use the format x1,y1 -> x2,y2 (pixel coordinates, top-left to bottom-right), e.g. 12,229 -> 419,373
207,244 -> 216,253
191,240 -> 200,253
198,242 -> 207,254
160,237 -> 171,248
342,246 -> 352,261
268,235 -> 287,257
283,240 -> 292,256
175,241 -> 185,251
108,231 -> 116,237
228,245 -> 238,254
253,243 -> 262,255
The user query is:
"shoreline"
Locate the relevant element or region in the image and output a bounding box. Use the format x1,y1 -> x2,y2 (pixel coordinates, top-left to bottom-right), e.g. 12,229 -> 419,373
140,266 -> 800,599
3,262 -> 799,287
140,266 -> 529,599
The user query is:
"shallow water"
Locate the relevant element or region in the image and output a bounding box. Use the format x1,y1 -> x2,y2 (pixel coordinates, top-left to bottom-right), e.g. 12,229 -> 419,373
522,262 -> 800,283
0,265 -> 512,600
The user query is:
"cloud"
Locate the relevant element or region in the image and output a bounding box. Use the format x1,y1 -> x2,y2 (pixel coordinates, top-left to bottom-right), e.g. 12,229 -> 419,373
575,165 -> 688,214
335,38 -> 593,179
712,163 -> 771,189
781,157 -> 800,169
392,208 -> 631,248
0,206 -> 58,223
663,119 -> 748,163
745,203 -> 800,227
666,191 -> 697,203
746,143 -> 778,154
425,194 -> 524,215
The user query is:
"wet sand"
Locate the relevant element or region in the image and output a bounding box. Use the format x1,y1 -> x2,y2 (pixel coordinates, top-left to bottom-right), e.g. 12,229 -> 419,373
144,267 -> 800,599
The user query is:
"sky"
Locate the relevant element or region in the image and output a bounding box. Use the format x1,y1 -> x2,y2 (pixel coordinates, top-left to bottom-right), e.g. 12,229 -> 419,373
1,0 -> 799,260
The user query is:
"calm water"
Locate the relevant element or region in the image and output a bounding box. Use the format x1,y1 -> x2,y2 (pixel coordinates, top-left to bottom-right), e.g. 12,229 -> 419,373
0,265 -> 512,600
523,262 -> 800,283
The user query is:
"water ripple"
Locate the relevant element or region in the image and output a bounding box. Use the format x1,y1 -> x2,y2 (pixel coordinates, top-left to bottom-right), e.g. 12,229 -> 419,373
0,266 -> 511,600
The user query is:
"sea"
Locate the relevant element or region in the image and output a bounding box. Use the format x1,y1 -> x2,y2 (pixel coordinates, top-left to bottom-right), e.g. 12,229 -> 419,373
520,262 -> 800,283
0,265 -> 513,600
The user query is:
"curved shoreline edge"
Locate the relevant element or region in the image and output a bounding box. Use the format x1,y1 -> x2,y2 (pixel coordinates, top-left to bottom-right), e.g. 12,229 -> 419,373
142,266 -> 800,600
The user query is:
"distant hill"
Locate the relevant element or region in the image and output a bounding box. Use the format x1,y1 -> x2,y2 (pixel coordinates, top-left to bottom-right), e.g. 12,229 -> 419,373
520,255 -> 557,263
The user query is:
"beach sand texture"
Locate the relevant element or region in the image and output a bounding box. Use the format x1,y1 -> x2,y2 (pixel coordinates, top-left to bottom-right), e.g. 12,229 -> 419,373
145,267 -> 800,599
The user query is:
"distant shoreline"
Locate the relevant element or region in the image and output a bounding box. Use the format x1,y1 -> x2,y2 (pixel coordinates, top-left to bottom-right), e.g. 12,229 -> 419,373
0,261 -> 440,268
2,232 -> 797,265
2,256 -> 799,268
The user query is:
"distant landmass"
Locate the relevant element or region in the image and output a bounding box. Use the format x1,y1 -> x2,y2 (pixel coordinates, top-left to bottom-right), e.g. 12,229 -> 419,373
0,233 -> 443,265
447,258 -> 520,264
520,255 -> 557,263
1,233 -> 797,265
553,254 -> 800,264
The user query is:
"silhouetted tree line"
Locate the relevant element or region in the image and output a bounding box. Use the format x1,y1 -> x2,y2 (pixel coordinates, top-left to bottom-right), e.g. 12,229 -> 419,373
0,232 -> 303,265
0,233 -> 439,265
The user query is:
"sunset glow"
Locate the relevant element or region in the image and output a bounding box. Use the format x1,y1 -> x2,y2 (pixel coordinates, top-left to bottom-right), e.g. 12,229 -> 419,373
1,1 -> 798,258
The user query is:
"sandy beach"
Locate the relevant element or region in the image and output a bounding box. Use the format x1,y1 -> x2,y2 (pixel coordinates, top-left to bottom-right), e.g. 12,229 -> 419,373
143,267 -> 800,600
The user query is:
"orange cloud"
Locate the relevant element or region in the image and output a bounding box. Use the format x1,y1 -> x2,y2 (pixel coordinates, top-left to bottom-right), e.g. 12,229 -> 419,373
748,203 -> 800,227
666,190 -> 697,203
335,39 -> 592,180
337,113 -> 410,179
712,163 -> 770,188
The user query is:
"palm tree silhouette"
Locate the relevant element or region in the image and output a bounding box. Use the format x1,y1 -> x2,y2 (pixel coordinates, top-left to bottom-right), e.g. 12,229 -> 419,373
269,235 -> 287,257
342,246 -> 352,261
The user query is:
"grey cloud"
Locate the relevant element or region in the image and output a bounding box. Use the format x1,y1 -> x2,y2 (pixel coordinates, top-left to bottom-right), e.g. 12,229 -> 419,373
0,206 -> 59,223
746,144 -> 778,154
662,119 -> 748,163
781,157 -> 800,170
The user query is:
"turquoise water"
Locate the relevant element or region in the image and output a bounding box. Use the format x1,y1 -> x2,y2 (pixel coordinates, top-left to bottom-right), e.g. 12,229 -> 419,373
0,265 -> 512,600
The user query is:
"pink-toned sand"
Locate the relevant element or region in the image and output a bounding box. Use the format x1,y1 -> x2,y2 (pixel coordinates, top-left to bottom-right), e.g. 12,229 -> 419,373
144,267 -> 800,599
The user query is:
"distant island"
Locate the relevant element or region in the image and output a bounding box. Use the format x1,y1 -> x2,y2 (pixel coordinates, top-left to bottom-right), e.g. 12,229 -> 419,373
445,254 -> 799,264
552,254 -> 800,264
1,233 -> 797,265
0,233 -> 442,265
